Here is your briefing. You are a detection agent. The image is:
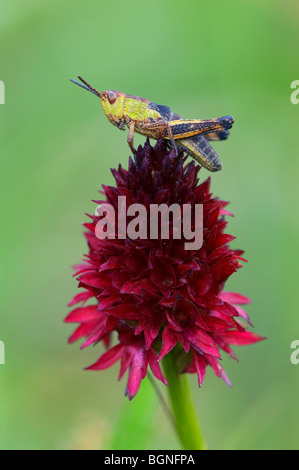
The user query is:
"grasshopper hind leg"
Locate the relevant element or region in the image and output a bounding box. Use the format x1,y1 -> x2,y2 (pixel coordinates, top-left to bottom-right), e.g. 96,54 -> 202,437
165,138 -> 181,158
166,124 -> 179,157
177,135 -> 222,172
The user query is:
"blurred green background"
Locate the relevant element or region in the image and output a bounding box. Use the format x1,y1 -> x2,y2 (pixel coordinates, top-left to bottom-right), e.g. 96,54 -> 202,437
1,0 -> 299,450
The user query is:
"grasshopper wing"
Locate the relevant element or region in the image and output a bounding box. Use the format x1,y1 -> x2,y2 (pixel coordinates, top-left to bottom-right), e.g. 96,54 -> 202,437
148,102 -> 173,120
177,135 -> 222,172
205,129 -> 230,141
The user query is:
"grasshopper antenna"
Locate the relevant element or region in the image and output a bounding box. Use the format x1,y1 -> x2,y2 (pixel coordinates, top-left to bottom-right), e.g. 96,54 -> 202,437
70,76 -> 102,98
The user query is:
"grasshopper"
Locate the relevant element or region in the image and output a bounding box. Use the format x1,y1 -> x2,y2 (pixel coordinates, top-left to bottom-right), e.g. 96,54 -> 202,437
70,76 -> 234,172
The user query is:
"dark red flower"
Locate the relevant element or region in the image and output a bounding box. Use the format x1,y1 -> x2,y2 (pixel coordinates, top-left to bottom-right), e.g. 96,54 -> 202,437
65,139 -> 264,399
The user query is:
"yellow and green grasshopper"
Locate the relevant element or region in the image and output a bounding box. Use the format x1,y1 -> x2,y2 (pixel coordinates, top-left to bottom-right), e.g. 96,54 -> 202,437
70,76 -> 234,172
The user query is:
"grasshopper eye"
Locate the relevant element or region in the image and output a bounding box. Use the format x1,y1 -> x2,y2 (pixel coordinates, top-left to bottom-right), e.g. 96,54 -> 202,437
107,91 -> 117,105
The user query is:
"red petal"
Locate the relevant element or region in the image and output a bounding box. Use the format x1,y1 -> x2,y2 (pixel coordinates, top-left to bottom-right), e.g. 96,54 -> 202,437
119,348 -> 133,380
194,353 -> 207,387
207,356 -> 232,387
148,349 -> 168,386
220,331 -> 265,345
212,302 -> 239,318
78,272 -> 112,290
80,328 -> 106,349
158,328 -> 178,361
64,305 -> 100,323
68,290 -> 93,307
150,259 -> 176,288
99,256 -> 124,271
186,328 -> 221,358
68,323 -> 96,343
202,315 -> 232,332
219,292 -> 251,305
121,278 -> 158,295
102,303 -> 141,320
126,348 -> 147,400
86,343 -> 124,370
233,305 -> 253,326
189,269 -> 214,297
219,208 -> 233,217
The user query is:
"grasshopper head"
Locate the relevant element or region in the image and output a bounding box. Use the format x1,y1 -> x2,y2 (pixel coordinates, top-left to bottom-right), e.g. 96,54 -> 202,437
70,76 -> 125,128
100,90 -> 125,128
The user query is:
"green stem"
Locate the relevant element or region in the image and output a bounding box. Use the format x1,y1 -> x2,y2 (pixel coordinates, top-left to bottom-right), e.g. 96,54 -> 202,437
162,352 -> 208,450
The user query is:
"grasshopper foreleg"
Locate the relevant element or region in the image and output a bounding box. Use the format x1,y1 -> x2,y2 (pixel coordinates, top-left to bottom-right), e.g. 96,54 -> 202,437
127,123 -> 136,154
